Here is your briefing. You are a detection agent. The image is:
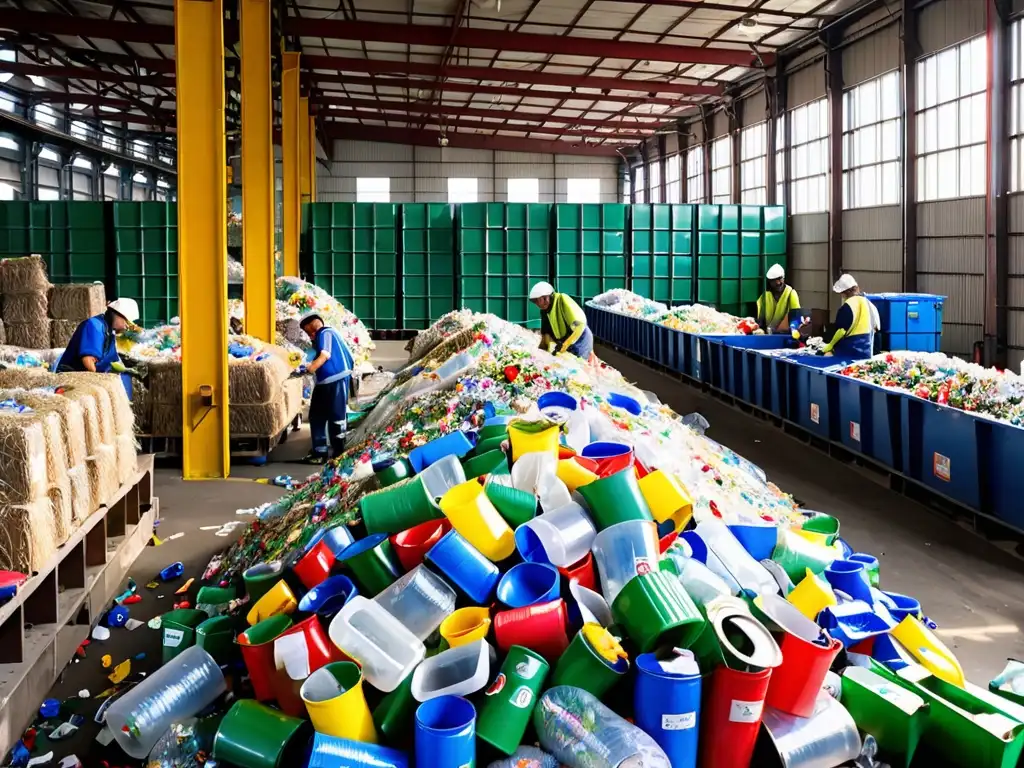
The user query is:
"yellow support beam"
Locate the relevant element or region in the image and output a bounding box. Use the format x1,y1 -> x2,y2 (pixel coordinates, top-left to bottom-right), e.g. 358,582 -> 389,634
281,51 -> 301,277
299,95 -> 311,202
175,0 -> 229,479
308,114 -> 317,203
240,0 -> 274,343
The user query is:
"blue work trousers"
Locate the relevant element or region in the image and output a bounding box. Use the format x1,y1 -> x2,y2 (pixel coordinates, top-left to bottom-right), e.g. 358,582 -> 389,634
309,378 -> 348,456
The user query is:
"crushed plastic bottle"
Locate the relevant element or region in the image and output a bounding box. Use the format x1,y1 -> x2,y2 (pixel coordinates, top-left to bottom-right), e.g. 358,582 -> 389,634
487,746 -> 561,768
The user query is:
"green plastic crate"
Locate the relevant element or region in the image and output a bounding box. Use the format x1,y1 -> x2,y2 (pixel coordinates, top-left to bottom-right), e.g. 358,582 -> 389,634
403,203 -> 453,230
721,232 -> 740,255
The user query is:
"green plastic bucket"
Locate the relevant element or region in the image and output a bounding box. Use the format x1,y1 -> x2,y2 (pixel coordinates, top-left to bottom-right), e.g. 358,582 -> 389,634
549,627 -> 628,700
196,586 -> 237,607
161,609 -> 209,664
212,700 -> 311,768
471,434 -> 508,457
462,450 -> 507,480
373,674 -> 417,746
772,528 -> 838,584
196,615 -> 239,664
361,477 -> 444,535
610,571 -> 704,653
485,483 -> 537,529
477,646 -> 550,755
578,468 -> 654,531
376,458 -> 414,489
800,514 -> 841,545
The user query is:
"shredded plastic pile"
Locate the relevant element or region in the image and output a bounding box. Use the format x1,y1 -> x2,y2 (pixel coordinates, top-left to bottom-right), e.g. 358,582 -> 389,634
589,289 -> 668,319
840,351 -> 1024,425
655,303 -> 759,335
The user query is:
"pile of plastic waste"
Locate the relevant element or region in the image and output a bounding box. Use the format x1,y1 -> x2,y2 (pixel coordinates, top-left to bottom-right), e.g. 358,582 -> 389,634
76,312 -> 1024,768
589,289 -> 668,319
840,351 -> 1024,425
655,303 -> 760,335
274,277 -> 373,367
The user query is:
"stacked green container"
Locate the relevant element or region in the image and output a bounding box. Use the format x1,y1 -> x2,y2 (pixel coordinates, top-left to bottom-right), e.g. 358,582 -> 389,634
554,203 -> 627,307
0,201 -> 107,284
308,203 -> 398,330
402,204 -> 455,330
458,203 -> 549,329
113,202 -> 179,327
629,204 -> 694,304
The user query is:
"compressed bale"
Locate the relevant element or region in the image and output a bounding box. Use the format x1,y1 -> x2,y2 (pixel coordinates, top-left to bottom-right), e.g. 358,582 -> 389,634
60,372 -> 133,438
283,377 -> 304,421
48,479 -> 74,543
67,464 -> 92,522
0,368 -> 59,390
6,320 -> 51,350
0,255 -> 51,295
115,433 -> 137,486
11,392 -> 87,469
2,290 -> 49,324
228,356 -> 290,404
147,360 -> 182,405
0,318 -> 5,345
229,400 -> 287,437
87,444 -> 118,507
0,499 -> 57,573
150,403 -> 182,437
50,319 -> 78,349
61,388 -> 102,457
48,283 -> 106,320
0,417 -> 48,505
132,382 -> 152,434
61,383 -> 115,447
26,408 -> 68,485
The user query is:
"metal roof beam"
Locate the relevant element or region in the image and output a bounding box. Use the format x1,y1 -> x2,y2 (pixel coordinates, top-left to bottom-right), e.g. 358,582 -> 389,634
0,60 -> 173,86
322,114 -> 644,142
600,0 -> 836,19
286,20 -> 772,67
0,9 -> 175,45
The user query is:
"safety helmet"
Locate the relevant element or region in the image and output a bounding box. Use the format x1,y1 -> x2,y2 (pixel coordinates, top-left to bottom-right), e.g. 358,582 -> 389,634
529,281 -> 555,300
832,274 -> 858,293
766,264 -> 785,280
299,311 -> 324,328
107,298 -> 140,323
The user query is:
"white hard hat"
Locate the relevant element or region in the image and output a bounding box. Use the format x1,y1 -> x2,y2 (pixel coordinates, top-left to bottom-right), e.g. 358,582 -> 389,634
299,311 -> 324,328
833,274 -> 858,293
107,298 -> 139,323
529,281 -> 555,300
766,264 -> 785,280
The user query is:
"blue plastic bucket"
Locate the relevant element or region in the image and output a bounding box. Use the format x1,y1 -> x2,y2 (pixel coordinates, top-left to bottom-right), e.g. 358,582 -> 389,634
727,525 -> 778,561
634,653 -> 701,767
497,563 -> 561,609
882,591 -> 921,622
824,560 -> 873,603
297,575 -> 359,617
538,391 -> 578,412
425,530 -> 500,605
415,696 -> 476,768
308,731 -> 409,768
409,431 -> 478,473
607,392 -> 642,416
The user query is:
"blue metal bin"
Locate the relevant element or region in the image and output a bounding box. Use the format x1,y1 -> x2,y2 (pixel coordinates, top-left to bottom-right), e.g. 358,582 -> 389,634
835,376 -> 903,471
901,395 -> 981,510
983,420 -> 1024,532
786,355 -> 850,441
719,335 -> 794,407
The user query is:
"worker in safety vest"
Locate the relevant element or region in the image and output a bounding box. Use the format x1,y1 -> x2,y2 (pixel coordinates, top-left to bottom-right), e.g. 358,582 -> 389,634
295,311 -> 354,464
529,281 -> 593,361
756,264 -> 802,335
822,273 -> 880,359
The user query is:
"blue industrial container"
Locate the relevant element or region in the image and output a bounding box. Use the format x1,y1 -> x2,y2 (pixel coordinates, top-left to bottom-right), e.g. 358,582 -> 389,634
786,356 -> 850,440
867,293 -> 945,353
901,395 -> 981,510
769,356 -> 792,419
718,335 -> 793,406
835,377 -> 903,471
984,421 -> 1024,532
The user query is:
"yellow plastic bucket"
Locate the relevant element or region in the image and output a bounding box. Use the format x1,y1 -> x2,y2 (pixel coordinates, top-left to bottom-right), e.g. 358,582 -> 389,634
300,662 -> 378,743
246,580 -> 298,626
892,615 -> 966,687
557,458 -> 598,492
786,568 -> 837,620
440,607 -> 492,648
637,470 -> 694,531
439,480 -> 516,561
508,421 -> 561,462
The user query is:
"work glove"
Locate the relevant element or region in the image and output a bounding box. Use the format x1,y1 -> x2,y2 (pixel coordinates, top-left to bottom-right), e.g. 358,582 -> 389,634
289,366 -> 308,379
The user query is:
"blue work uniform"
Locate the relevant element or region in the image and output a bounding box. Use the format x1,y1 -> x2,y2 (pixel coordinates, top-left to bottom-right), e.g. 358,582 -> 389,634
828,295 -> 876,359
54,314 -> 132,397
309,326 -> 354,456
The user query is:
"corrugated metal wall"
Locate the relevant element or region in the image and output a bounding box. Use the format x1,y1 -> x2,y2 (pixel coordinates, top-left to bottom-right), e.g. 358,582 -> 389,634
0,158 -> 18,193
1007,196 -> 1024,370
843,207 -> 903,294
918,0 -> 986,54
786,51 -> 826,107
712,110 -> 730,138
843,15 -> 900,86
319,140 -> 620,203
790,213 -> 830,311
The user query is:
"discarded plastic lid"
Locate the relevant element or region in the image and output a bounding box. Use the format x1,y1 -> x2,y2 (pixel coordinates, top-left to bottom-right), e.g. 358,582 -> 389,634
607,393 -> 642,415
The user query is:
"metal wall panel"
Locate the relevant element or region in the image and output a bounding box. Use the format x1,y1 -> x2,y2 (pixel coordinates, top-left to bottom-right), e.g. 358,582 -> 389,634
1009,194 -> 1024,234
791,212 -> 829,243
917,271 -> 983,356
917,237 -> 985,274
917,198 -> 985,236
0,159 -> 18,189
787,58 -> 826,106
789,211 -> 829,310
918,0 -> 987,54
843,22 -> 900,86
664,133 -> 680,156
740,91 -> 766,127
842,206 -> 902,240
335,140 -> 413,162
712,109 -> 729,138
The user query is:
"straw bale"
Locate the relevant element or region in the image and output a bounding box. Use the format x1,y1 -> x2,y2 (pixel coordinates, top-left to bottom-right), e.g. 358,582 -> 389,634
0,368 -> 59,390
67,464 -> 92,523
115,434 -> 137,486
0,499 -> 57,573
11,391 -> 86,468
48,479 -> 73,543
147,360 -> 182,405
2,291 -> 49,325
61,383 -> 115,447
0,417 -> 48,506
6,320 -> 52,350
0,319 -> 6,345
24,408 -> 68,483
230,400 -> 287,437
283,377 -> 304,420
87,444 -> 118,507
132,382 -> 152,434
151,403 -> 182,437
0,256 -> 50,295
48,283 -> 106,320
50,319 -> 78,349
228,356 -> 290,405
61,388 -> 102,456
60,372 -> 133,438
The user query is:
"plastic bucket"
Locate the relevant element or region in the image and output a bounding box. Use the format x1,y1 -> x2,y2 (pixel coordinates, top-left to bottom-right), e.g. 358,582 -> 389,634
372,676 -> 417,746
440,607 -> 492,649
301,661 -> 378,744
884,591 -> 922,622
497,562 -> 561,608
799,513 -> 841,546
462,449 -> 507,480
195,615 -> 237,664
238,614 -> 294,701
418,455 -> 469,501
439,480 -> 516,561
297,575 -> 359,618
592,519 -> 660,603
772,528 -> 838,583
374,565 -> 457,641
728,524 -> 778,562
292,538 -> 336,590
580,442 -> 634,477
556,457 -> 598,492
766,632 -> 842,717
272,615 -> 347,717
196,585 -> 237,607
786,568 -> 838,620
568,580 -> 613,628
549,624 -> 629,699
578,468 -> 654,531
336,534 -> 402,597
611,571 -> 704,653
514,502 -> 596,568
494,599 -> 571,660
635,652 -> 701,767
607,392 -> 642,415
308,733 -> 409,768
476,646 -> 550,755
375,458 -> 413,488
390,519 -> 452,572
560,551 -> 597,591
409,431 -> 477,473
637,470 -> 694,531
425,530 -> 501,605
414,696 -> 476,768
161,608 -> 209,664
473,434 -> 508,456
484,482 -> 538,529
699,666 -> 771,768
825,559 -> 873,603
508,421 -> 561,462
213,699 -> 312,768
538,390 -> 578,416
244,561 -> 286,604
849,553 -> 880,587
411,638 -> 493,701
246,579 -> 299,626
323,524 -> 356,558
361,478 -> 443,536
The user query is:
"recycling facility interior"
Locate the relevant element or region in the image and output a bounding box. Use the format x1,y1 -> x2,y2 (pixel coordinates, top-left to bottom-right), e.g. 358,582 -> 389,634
2,0 -> 1024,764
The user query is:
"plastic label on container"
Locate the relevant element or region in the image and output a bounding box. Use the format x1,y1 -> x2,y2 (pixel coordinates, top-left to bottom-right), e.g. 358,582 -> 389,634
729,699 -> 764,723
515,657 -> 543,680
511,686 -> 534,709
849,422 -> 860,442
662,712 -> 697,730
635,557 -> 654,576
810,403 -> 820,424
485,673 -> 506,696
933,452 -> 951,482
163,629 -> 184,648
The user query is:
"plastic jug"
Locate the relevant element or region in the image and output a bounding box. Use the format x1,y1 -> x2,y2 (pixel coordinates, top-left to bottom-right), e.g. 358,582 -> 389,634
514,502 -> 596,568
327,596 -> 426,693
373,565 -> 456,641
591,519 -> 660,603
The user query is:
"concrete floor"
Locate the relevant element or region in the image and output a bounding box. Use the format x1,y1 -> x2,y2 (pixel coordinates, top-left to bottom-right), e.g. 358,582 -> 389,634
28,339 -> 1024,763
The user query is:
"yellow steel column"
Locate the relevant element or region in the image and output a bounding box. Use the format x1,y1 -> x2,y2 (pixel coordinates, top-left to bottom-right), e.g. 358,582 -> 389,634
175,0 -> 229,478
240,0 -> 274,343
308,114 -> 317,203
281,51 -> 301,277
299,95 -> 311,202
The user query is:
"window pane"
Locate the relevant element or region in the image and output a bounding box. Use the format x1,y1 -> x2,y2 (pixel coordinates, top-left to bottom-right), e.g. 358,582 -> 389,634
447,177 -> 477,203
357,177 -> 390,202
507,178 -> 539,203
567,178 -> 601,203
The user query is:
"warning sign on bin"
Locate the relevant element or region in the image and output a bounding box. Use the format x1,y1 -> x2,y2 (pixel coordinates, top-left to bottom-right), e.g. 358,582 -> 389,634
849,422 -> 860,442
933,452 -> 951,482
810,403 -> 820,424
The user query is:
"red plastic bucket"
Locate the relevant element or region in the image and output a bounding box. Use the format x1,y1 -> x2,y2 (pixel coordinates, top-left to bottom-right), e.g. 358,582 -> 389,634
292,539 -> 336,590
238,614 -> 294,702
390,519 -> 452,572
494,599 -> 570,661
271,616 -> 349,717
580,442 -> 634,478
558,552 -> 596,591
765,634 -> 841,717
700,666 -> 772,768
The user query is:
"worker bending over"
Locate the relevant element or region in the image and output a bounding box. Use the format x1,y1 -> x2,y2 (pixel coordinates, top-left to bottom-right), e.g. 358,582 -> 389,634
55,298 -> 141,393
297,312 -> 354,464
756,264 -> 802,335
529,281 -> 593,362
822,274 -> 880,360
